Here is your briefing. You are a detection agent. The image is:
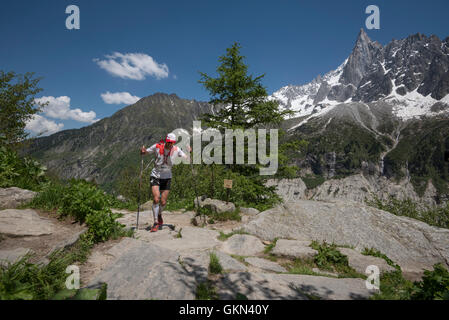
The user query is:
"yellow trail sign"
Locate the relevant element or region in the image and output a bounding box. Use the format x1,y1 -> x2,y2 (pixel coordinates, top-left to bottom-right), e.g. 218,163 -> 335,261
224,179 -> 233,189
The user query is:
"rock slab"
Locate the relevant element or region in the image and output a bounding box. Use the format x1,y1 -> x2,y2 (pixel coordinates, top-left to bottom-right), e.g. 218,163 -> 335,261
243,200 -> 449,280
89,238 -> 202,300
195,198 -> 236,214
272,240 -> 317,259
221,234 -> 265,256
0,187 -> 37,210
244,257 -> 287,273
0,209 -> 56,236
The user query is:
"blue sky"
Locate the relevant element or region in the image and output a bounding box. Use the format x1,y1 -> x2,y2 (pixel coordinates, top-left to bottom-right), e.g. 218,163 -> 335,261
1,0 -> 448,135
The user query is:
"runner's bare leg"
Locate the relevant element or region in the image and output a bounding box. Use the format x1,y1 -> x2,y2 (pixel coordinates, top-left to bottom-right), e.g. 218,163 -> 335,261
152,185 -> 160,224
159,190 -> 170,217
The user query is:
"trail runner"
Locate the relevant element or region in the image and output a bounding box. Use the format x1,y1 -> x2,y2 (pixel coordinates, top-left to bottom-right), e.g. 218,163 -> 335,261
140,133 -> 191,232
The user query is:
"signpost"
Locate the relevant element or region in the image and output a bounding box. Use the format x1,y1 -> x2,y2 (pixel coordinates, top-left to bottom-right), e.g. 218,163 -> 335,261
224,179 -> 233,204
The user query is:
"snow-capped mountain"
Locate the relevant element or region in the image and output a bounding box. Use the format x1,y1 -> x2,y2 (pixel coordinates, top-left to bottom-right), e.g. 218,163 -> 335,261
272,29 -> 449,124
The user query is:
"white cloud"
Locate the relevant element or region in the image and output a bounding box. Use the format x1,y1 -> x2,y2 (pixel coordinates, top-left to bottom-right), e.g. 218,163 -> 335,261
93,52 -> 169,80
101,91 -> 141,105
26,114 -> 64,136
34,96 -> 98,123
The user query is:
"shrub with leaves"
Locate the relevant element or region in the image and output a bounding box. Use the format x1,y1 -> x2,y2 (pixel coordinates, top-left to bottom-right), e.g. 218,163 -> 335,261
59,179 -> 112,222
0,145 -> 48,190
410,264 -> 449,300
311,241 -> 349,270
84,211 -> 126,244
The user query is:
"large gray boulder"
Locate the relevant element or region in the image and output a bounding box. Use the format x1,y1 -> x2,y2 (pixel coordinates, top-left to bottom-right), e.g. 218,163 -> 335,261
265,178 -> 307,202
243,200 -> 449,280
215,272 -> 374,300
0,209 -> 56,236
272,240 -> 318,259
0,187 -> 37,209
195,197 -> 236,214
240,207 -> 260,216
220,234 -> 265,256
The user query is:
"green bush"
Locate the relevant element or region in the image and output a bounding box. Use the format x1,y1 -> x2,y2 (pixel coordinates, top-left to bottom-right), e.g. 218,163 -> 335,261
27,181 -> 67,212
410,264 -> 449,300
29,179 -> 130,245
311,241 -> 348,270
302,175 -> 326,190
0,145 -> 47,191
362,248 -> 401,271
0,238 -> 92,300
84,211 -> 126,244
59,180 -> 112,222
371,270 -> 413,300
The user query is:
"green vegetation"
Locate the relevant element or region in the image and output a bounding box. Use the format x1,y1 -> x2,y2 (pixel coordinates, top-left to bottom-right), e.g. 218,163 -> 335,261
196,281 -> 218,300
199,42 -> 292,130
1,146 -> 130,299
371,270 -> 413,300
310,241 -> 366,279
51,284 -> 107,300
117,162 -> 282,213
208,252 -> 223,274
197,205 -> 241,223
409,263 -> 449,300
229,254 -> 249,266
0,236 -> 93,300
0,144 -> 48,191
363,249 -> 449,300
362,247 -> 401,270
0,71 -> 44,146
285,258 -> 323,277
217,229 -> 249,241
302,174 -> 326,190
280,242 -> 365,279
28,179 -> 132,245
366,194 -> 449,229
176,228 -> 183,239
291,118 -> 386,179
384,118 -> 449,198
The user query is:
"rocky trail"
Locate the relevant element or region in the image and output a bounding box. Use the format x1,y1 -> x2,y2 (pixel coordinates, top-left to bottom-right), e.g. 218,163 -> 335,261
1,188 -> 449,300
80,208 -> 378,300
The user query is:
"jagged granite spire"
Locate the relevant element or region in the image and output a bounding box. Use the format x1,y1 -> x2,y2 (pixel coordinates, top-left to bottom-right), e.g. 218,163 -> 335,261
340,29 -> 383,87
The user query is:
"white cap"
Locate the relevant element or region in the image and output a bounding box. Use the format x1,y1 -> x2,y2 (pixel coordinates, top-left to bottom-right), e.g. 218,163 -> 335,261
165,133 -> 176,143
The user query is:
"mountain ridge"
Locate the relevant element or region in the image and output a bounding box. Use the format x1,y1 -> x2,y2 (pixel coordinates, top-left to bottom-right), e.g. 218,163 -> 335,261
272,29 -> 449,126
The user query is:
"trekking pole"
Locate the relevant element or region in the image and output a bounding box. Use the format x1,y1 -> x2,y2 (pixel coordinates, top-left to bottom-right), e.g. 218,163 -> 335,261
136,152 -> 144,235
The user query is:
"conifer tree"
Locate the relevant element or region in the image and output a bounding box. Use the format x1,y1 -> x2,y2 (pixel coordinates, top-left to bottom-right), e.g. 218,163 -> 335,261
199,42 -> 293,130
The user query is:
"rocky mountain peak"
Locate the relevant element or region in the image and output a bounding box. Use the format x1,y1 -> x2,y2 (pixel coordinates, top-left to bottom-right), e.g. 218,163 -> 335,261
340,29 -> 383,87
272,30 -> 449,122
